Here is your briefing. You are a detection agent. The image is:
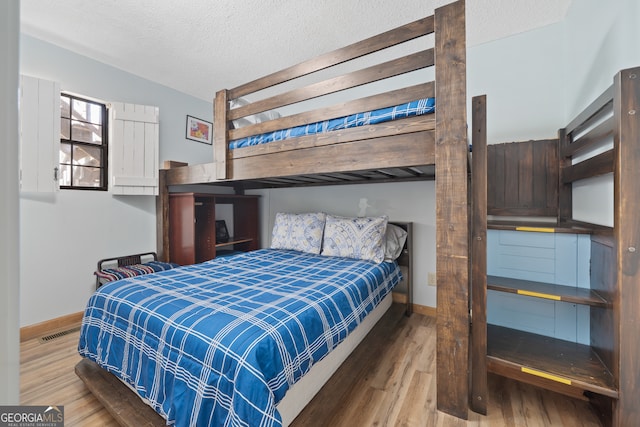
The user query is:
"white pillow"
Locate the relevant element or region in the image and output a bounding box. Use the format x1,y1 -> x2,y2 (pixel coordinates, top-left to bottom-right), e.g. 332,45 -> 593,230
229,97 -> 281,129
384,224 -> 408,262
321,215 -> 388,263
255,110 -> 281,122
270,212 -> 326,254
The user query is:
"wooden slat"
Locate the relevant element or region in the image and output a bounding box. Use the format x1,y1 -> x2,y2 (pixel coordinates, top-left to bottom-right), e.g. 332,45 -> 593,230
561,149 -> 614,184
214,90 -> 229,180
434,0 -> 469,420
314,172 -> 368,182
613,66 -> 640,427
232,167 -> 438,189
470,95 -> 488,415
164,162 -> 218,186
156,169 -> 169,261
487,143 -> 503,209
517,142 -> 534,209
563,115 -> 614,158
229,49 -> 435,120
563,85 -> 614,137
229,16 -> 435,99
229,131 -> 435,180
229,82 -> 434,141
486,219 -> 594,234
557,128 -> 573,222
231,115 -> 435,160
487,275 -> 608,307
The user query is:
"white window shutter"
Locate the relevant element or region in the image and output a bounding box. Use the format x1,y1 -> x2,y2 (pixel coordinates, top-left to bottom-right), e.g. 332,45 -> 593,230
109,102 -> 159,195
19,75 -> 60,193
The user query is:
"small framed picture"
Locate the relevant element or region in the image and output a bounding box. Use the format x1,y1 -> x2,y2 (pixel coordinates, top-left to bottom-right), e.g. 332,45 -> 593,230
186,115 -> 213,145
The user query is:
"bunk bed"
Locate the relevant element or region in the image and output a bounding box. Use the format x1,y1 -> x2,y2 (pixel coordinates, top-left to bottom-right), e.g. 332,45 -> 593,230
76,0 -> 474,425
470,66 -> 640,427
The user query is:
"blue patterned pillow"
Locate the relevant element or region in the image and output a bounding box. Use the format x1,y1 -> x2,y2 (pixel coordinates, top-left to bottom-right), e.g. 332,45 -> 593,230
270,212 -> 326,254
321,215 -> 388,263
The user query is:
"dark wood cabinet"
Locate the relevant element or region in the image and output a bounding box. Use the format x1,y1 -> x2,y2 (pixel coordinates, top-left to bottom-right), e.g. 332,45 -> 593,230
168,193 -> 259,265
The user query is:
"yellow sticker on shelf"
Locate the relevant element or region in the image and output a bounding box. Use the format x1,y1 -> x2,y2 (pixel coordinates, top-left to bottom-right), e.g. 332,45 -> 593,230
517,289 -> 561,301
515,226 -> 556,233
521,367 -> 572,385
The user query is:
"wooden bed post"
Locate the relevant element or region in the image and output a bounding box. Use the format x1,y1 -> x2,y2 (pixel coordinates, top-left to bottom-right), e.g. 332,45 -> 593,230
434,0 -> 469,420
613,66 -> 640,427
470,95 -> 487,415
156,168 -> 169,261
214,89 -> 229,180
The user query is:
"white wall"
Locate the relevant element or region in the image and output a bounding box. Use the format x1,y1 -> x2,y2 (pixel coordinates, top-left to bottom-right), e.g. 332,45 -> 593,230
468,22 -> 566,143
564,0 -> 640,119
251,182 -> 438,307
0,0 -> 20,405
563,0 -> 640,227
19,36 -> 214,326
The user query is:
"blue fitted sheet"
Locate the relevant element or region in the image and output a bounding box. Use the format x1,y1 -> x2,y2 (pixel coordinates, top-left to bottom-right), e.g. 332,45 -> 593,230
230,98 -> 435,149
78,249 -> 401,427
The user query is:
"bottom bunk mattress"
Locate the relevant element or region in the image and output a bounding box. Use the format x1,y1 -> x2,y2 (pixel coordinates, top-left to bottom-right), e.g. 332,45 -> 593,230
78,249 -> 402,427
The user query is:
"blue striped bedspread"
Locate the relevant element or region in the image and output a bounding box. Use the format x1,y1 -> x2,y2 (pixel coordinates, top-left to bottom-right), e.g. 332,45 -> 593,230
229,98 -> 435,149
78,249 -> 402,427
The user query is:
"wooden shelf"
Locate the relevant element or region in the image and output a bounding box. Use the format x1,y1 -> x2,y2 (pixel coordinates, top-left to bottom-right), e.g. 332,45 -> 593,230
487,324 -> 617,399
168,193 -> 259,265
487,219 -> 594,234
487,275 -> 609,308
215,237 -> 254,248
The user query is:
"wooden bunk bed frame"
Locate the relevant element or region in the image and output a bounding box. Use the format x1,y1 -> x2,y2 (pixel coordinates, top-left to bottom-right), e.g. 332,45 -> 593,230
470,66 -> 640,426
162,0 -> 471,419
73,0 -> 476,423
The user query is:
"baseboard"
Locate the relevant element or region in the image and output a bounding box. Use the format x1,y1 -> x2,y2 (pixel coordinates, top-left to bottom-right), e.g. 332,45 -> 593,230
20,311 -> 83,342
412,303 -> 436,318
392,292 -> 436,318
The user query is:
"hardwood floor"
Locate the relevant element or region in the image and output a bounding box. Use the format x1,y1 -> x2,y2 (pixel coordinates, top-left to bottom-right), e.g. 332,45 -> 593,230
20,304 -> 602,426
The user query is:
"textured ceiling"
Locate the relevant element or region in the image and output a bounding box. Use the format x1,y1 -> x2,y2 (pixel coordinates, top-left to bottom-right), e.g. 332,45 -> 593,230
20,0 -> 572,102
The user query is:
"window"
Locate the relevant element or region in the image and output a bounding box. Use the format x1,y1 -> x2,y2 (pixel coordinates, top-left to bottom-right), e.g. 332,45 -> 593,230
59,94 -> 107,190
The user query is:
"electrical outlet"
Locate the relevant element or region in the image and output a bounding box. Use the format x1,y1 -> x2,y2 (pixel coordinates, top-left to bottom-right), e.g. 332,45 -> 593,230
428,272 -> 437,286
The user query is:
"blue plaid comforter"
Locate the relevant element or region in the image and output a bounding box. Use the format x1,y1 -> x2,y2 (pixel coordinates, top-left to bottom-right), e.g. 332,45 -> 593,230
78,249 -> 401,427
229,98 -> 435,149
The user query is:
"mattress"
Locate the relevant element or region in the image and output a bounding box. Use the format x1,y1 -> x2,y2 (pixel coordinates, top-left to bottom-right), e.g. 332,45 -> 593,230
78,249 -> 402,427
229,98 -> 436,149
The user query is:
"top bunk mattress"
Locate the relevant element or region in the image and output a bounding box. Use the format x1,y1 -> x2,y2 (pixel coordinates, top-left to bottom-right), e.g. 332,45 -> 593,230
230,97 -> 435,149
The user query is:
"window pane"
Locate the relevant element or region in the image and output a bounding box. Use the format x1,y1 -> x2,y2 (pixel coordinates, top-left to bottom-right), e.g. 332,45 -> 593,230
60,96 -> 70,119
73,145 -> 101,167
72,166 -> 102,187
60,93 -> 107,190
61,118 -> 71,140
59,164 -> 72,186
59,143 -> 72,164
71,120 -> 102,144
72,99 -> 102,125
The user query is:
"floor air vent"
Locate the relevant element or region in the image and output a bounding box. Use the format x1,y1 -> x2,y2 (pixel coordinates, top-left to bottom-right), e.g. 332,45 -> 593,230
39,326 -> 81,343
